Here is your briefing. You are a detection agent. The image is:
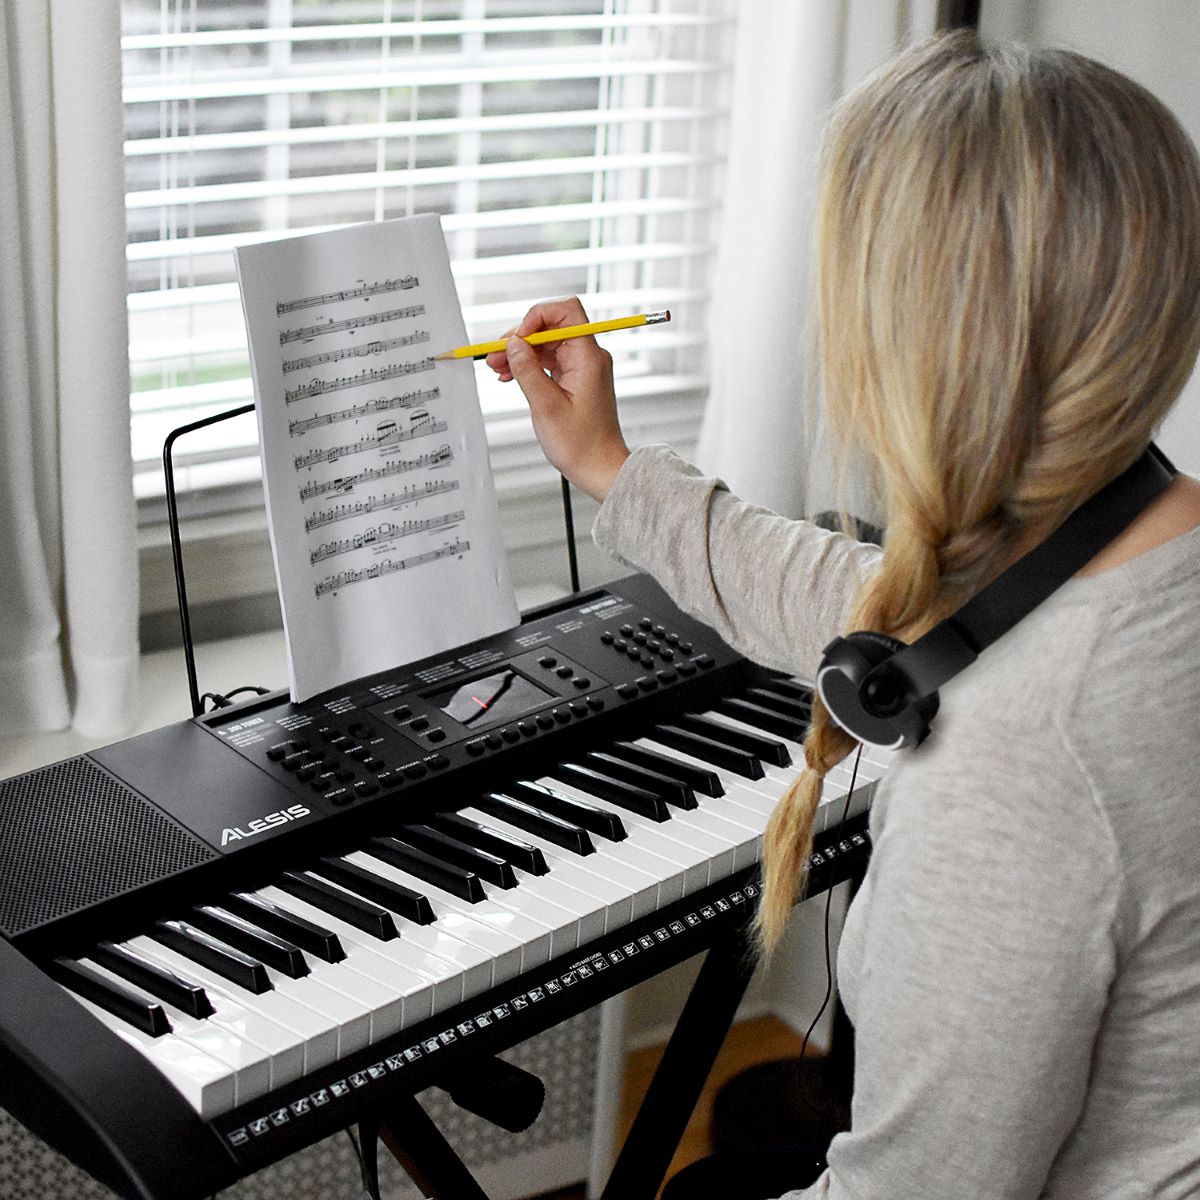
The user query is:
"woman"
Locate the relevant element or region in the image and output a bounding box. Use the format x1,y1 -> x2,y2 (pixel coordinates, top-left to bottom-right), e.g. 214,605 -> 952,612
490,32 -> 1200,1200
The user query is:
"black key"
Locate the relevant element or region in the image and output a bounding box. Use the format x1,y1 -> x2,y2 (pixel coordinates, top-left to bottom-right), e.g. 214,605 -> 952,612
474,793 -> 594,855
367,837 -> 486,903
759,676 -> 812,702
650,725 -> 765,780
151,919 -> 272,994
312,856 -> 437,922
505,781 -> 627,841
395,824 -> 519,889
608,740 -> 724,797
189,906 -> 309,979
745,686 -> 812,720
551,763 -> 670,822
681,713 -> 792,767
92,941 -> 214,1019
716,697 -> 806,741
584,752 -> 698,810
430,814 -> 549,876
275,871 -> 399,941
52,959 -> 172,1037
224,892 -> 345,963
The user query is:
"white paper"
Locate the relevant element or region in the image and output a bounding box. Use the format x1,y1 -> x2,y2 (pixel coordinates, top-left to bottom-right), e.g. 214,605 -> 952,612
235,215 -> 519,702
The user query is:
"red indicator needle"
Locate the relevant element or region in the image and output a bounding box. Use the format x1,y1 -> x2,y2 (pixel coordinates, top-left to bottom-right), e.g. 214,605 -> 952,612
471,695 -> 490,710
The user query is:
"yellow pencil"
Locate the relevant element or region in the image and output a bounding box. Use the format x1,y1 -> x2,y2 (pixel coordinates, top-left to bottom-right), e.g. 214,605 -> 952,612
434,310 -> 671,360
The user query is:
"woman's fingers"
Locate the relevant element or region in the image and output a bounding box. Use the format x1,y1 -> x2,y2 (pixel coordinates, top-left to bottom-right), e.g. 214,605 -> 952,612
486,297 -> 597,380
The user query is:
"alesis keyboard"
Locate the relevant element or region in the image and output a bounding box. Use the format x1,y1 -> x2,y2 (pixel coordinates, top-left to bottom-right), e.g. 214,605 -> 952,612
0,575 -> 885,1200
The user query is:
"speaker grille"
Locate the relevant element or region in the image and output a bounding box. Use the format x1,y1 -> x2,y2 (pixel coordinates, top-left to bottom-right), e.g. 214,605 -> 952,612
0,757 -> 216,938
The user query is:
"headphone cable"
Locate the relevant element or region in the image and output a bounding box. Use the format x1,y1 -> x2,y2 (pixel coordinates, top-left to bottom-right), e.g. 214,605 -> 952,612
797,742 -> 864,1062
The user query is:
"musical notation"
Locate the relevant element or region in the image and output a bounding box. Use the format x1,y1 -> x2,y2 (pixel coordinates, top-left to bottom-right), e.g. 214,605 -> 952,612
298,445 -> 454,502
293,415 -> 447,471
315,540 -> 470,598
309,510 -> 466,565
282,330 -> 430,374
288,388 -> 441,437
275,275 -> 419,316
284,359 -> 435,405
279,304 -> 425,346
304,479 -> 460,532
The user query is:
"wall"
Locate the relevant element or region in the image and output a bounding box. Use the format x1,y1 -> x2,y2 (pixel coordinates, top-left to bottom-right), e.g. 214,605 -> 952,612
982,0 -> 1200,473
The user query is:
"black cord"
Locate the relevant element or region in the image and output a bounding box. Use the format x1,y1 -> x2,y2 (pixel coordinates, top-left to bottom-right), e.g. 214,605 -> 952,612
199,685 -> 271,712
560,474 -> 581,593
798,743 -> 864,1061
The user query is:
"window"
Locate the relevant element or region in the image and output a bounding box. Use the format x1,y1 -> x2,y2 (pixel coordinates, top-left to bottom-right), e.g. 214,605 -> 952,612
123,1 -> 733,610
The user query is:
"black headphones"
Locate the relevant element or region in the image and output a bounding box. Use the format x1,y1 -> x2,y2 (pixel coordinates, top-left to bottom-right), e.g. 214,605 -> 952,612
817,444 -> 1177,750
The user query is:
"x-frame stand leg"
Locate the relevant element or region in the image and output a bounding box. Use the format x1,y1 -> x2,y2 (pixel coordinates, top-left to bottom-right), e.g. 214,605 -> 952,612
600,925 -> 758,1200
359,1092 -> 491,1200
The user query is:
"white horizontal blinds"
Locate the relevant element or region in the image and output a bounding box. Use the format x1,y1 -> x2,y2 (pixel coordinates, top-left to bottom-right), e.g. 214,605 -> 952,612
124,0 -> 732,496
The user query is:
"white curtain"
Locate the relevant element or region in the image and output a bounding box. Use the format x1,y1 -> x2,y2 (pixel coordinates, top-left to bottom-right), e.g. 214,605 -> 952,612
0,0 -> 138,740
696,0 -> 940,519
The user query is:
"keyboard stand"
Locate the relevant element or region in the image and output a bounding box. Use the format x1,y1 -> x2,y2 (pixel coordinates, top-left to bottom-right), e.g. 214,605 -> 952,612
363,1094 -> 490,1199
357,925 -> 755,1200
600,925 -> 758,1200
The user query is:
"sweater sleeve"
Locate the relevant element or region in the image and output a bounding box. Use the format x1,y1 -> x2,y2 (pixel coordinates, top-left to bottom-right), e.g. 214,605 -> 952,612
780,715 -> 1124,1200
592,445 -> 882,677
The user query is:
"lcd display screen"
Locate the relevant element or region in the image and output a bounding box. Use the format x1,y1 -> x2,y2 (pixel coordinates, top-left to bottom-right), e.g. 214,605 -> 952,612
428,669 -> 551,730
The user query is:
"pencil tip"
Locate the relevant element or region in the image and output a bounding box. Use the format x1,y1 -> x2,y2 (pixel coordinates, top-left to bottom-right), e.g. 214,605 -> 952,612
433,352 -> 453,360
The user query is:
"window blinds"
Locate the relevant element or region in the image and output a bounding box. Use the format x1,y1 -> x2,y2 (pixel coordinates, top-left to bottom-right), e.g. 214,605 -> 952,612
122,0 -> 734,503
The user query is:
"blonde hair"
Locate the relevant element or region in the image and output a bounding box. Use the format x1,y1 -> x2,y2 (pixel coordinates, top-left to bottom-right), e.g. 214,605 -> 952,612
755,31 -> 1200,953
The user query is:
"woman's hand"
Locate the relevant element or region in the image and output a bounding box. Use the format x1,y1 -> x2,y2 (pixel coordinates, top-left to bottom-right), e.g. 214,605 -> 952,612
485,296 -> 629,503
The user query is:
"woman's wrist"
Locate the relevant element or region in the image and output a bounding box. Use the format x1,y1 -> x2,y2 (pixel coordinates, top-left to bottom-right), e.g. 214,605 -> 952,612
575,443 -> 631,504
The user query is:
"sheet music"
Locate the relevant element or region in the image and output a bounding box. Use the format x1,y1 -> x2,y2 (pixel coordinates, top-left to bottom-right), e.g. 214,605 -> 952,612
235,215 -> 519,702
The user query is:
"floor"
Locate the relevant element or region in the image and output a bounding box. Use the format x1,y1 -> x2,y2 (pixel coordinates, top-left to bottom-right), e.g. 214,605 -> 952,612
536,1014 -> 810,1200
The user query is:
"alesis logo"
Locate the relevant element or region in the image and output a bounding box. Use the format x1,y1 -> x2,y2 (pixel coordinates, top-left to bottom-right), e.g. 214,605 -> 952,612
221,804 -> 311,847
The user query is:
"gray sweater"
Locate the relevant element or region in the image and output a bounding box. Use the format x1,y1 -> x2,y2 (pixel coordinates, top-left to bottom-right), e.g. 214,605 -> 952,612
593,445 -> 1200,1200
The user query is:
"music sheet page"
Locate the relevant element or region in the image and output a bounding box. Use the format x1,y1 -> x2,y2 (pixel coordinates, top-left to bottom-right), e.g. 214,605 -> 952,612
235,214 -> 519,702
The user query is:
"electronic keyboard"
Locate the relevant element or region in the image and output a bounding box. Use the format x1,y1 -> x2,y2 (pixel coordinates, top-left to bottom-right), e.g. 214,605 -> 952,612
0,574 -> 886,1200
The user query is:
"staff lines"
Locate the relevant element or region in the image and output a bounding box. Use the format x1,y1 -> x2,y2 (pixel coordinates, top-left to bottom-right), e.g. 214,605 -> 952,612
275,275 -> 419,316
279,303 -> 426,346
315,540 -> 470,598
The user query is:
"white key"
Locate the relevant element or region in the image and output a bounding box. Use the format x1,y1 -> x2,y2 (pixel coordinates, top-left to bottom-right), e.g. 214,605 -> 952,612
82,954 -> 272,1106
255,884 -> 443,1022
534,775 -> 714,896
697,709 -> 884,829
68,992 -> 234,1118
496,787 -> 686,907
457,805 -> 642,931
130,937 -> 314,1086
346,850 -> 533,982
442,817 -> 610,948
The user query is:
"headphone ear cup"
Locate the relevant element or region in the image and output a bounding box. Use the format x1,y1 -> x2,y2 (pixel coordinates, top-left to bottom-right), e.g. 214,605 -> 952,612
817,631 -> 937,749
